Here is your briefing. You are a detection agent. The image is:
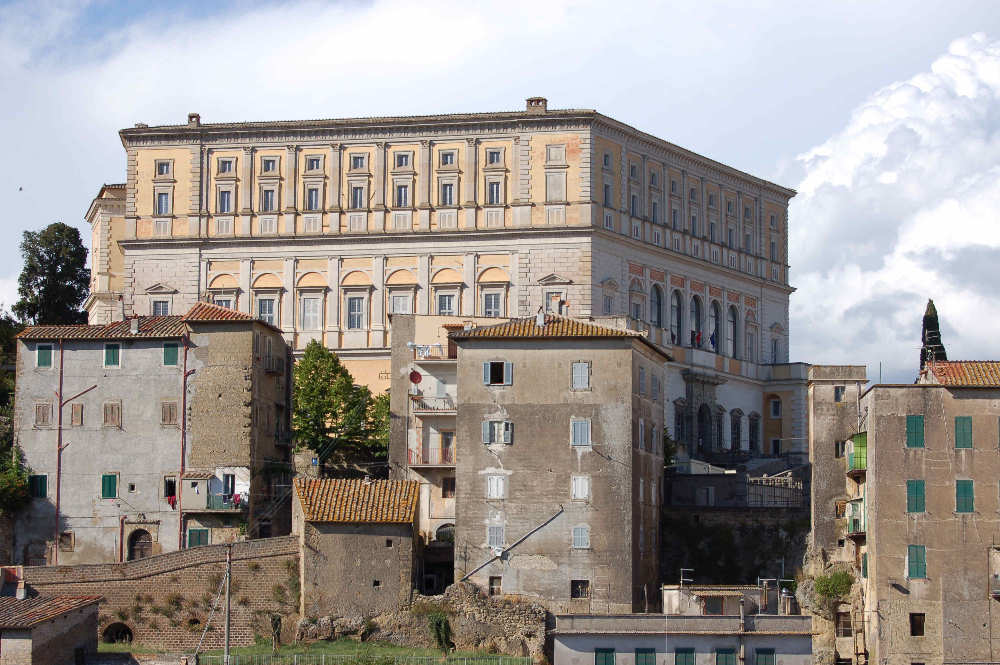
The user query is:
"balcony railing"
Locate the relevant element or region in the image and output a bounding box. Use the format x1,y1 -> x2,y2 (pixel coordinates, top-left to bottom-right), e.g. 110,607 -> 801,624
206,493 -> 246,511
411,396 -> 456,413
408,447 -> 456,466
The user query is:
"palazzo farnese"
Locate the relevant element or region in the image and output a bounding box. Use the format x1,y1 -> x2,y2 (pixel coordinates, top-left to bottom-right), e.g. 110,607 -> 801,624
86,97 -> 806,461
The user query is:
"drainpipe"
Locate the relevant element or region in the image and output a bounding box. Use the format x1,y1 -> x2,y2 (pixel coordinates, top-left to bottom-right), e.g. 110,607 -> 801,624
119,515 -> 126,562
53,339 -> 64,565
179,333 -> 195,550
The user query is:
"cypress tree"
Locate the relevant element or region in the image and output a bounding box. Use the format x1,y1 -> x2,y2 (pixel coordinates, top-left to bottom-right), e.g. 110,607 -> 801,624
919,299 -> 947,369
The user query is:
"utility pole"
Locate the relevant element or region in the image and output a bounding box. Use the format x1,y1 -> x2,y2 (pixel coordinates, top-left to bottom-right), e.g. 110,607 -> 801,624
224,544 -> 232,665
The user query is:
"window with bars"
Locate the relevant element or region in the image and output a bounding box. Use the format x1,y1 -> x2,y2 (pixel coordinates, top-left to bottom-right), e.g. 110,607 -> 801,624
571,579 -> 591,599
836,611 -> 853,637
956,479 -> 974,512
906,415 -> 925,448
907,479 -> 925,513
955,416 -> 973,448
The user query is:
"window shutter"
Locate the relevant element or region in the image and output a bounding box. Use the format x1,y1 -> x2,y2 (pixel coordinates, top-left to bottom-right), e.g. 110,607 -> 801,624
483,362 -> 490,385
955,416 -> 972,448
482,421 -> 491,444
163,343 -> 179,366
71,403 -> 83,426
102,474 -> 116,499
503,361 -> 513,385
502,421 -> 513,444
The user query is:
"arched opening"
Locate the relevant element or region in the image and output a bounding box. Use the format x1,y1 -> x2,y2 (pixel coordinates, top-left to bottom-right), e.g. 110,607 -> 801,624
748,413 -> 761,454
709,302 -> 721,353
726,306 -> 738,358
670,291 -> 683,345
435,523 -> 455,543
697,404 -> 712,453
650,285 -> 664,328
730,410 -> 743,450
127,529 -> 152,561
102,623 -> 133,644
689,296 -> 703,347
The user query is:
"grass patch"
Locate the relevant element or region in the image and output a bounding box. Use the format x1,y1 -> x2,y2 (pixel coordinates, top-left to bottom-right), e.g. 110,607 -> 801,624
97,641 -> 163,655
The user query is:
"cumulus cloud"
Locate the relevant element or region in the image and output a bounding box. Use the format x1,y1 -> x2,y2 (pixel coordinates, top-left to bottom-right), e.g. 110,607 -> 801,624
789,33 -> 1000,382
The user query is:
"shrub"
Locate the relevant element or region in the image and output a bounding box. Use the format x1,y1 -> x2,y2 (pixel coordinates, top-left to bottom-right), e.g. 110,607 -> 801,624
361,618 -> 377,642
427,611 -> 453,654
248,562 -> 261,572
815,570 -> 854,599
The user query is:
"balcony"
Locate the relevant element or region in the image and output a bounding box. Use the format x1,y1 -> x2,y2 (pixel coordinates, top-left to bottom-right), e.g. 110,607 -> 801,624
411,396 -> 456,416
185,493 -> 247,512
264,355 -> 285,375
408,447 -> 455,467
847,517 -> 865,541
846,452 -> 866,479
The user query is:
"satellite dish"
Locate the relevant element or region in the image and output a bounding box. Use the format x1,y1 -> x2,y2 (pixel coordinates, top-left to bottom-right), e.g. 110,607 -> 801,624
409,370 -> 422,384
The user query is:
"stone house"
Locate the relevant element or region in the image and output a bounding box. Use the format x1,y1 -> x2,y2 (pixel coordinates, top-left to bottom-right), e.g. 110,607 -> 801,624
448,313 -> 668,613
293,477 -> 418,618
12,301 -> 291,565
0,594 -> 100,665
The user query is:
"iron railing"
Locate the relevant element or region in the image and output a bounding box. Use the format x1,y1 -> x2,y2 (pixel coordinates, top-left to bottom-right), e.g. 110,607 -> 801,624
408,447 -> 456,465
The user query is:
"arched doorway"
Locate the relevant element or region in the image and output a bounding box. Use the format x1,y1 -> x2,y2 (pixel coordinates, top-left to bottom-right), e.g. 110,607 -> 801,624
102,623 -> 133,644
650,285 -> 664,328
127,529 -> 153,561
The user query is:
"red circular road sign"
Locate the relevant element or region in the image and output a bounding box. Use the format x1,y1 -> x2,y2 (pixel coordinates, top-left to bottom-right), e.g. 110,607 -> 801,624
409,370 -> 422,384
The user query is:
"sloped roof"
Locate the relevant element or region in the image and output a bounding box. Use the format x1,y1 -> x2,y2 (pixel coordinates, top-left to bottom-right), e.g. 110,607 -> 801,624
450,314 -> 643,340
16,316 -> 185,341
183,301 -> 255,323
0,595 -> 101,629
923,361 -> 1000,387
294,478 -> 418,524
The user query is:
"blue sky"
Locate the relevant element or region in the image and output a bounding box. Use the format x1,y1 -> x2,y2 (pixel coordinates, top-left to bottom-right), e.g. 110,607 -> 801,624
4,0 -> 1000,381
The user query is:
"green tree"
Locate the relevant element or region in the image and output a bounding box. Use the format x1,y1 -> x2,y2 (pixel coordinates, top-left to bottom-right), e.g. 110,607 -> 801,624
0,405 -> 30,515
0,309 -> 23,406
367,391 -> 390,462
292,341 -> 385,467
14,223 -> 89,325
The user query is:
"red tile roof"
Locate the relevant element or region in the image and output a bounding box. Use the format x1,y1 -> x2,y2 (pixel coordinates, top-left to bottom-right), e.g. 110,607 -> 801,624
923,361 -> 1000,387
183,301 -> 256,323
0,595 -> 101,629
294,478 -> 418,524
16,316 -> 185,341
450,314 -> 643,340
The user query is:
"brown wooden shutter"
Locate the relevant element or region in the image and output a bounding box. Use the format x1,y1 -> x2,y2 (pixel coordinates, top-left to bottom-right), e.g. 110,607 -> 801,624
71,403 -> 84,426
35,403 -> 50,426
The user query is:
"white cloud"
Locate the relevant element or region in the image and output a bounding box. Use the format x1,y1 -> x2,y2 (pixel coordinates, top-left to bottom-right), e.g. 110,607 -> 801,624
789,33 -> 1000,382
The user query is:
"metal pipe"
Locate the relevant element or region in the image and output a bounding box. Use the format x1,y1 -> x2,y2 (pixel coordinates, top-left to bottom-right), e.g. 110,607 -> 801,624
225,544 -> 232,665
53,340 -> 64,565
179,334 -> 193,550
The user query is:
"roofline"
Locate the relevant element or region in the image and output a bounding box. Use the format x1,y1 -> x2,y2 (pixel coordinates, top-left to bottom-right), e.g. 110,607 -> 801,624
119,106 -> 794,198
452,329 -> 673,362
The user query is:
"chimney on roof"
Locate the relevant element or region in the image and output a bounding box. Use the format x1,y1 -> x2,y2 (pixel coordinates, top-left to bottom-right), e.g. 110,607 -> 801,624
526,97 -> 548,114
187,112 -> 201,127
536,308 -> 545,328
134,122 -> 148,128
129,317 -> 139,334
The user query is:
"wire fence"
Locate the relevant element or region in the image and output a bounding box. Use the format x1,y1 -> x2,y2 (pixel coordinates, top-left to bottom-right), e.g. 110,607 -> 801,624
195,656 -> 532,665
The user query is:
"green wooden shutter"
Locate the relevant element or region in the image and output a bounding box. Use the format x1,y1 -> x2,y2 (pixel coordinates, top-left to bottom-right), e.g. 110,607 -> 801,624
906,480 -> 925,513
37,345 -> 52,368
906,415 -> 924,448
754,650 -> 775,665
908,545 -> 926,579
955,416 -> 973,448
675,649 -> 695,665
956,479 -> 974,512
29,475 -> 47,498
862,552 -> 868,578
594,649 -> 615,665
716,649 -> 736,665
104,344 -> 120,367
187,528 -> 209,548
163,343 -> 179,366
101,473 -> 117,499
635,649 -> 655,665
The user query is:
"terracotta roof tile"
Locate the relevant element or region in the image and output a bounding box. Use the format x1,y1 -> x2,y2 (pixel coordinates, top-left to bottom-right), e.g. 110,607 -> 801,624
16,316 -> 185,341
294,478 -> 418,524
450,314 -> 643,340
0,595 -> 101,629
183,301 -> 256,323
924,361 -> 1000,387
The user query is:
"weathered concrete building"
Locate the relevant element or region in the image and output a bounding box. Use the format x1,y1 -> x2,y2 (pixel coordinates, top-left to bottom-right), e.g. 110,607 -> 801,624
293,478 -> 418,618
0,594 -> 100,665
447,314 -> 668,613
809,353 -> 1000,664
551,584 -> 812,665
12,302 -> 291,565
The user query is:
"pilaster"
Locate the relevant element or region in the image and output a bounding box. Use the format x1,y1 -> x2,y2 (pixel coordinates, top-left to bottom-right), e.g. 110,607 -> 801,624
417,255 -> 430,314
238,259 -> 251,312
240,146 -> 254,235
281,258 -> 295,333
462,254 -> 476,316
327,144 -> 341,234
326,257 -> 341,341
283,145 -> 297,235
417,140 -> 431,231
463,138 -> 478,230
371,256 -> 386,346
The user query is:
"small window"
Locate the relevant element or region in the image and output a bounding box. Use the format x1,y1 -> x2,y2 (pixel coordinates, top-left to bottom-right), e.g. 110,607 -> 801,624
389,294 -> 411,315
306,187 -> 320,211
487,525 -> 504,548
482,292 -> 502,317
152,300 -> 170,316
395,184 -> 409,207
486,475 -> 506,499
483,361 -> 513,386
906,415 -> 925,448
59,531 -> 75,552
156,160 -> 171,177
675,649 -> 695,665
440,182 -> 454,206
345,296 -> 364,330
36,343 -> 53,368
629,164 -> 637,178
34,402 -> 52,427
262,157 -> 277,173
571,579 -> 590,599
571,361 -> 591,390
910,612 -> 925,637
104,343 -> 121,367
164,476 -> 176,498
595,649 -> 614,665
715,649 -> 736,665
441,476 -> 456,498
836,611 -> 853,637
769,398 -> 781,418
350,154 -> 366,170
156,192 -> 170,216
754,650 -> 775,665
486,150 -> 501,165
572,525 -> 590,549
703,596 -> 723,615
218,159 -> 233,174
440,151 -> 455,166
571,475 -> 590,500
638,367 -> 646,394
161,401 -> 178,426
689,187 -> 697,201
571,419 -> 592,447
70,403 -> 84,427
395,153 -> 410,168
602,153 -> 610,168
487,181 -> 501,205
907,479 -> 925,513
101,473 -> 118,499
350,186 -> 365,209
372,580 -> 381,588
488,576 -> 502,596
306,156 -> 321,171
603,294 -> 613,315
103,402 -> 122,428
28,474 -> 47,498
436,293 -> 456,315
907,544 -> 927,579
955,416 -> 973,449
834,386 -> 845,402
744,205 -> 751,219
956,479 -> 974,513
187,528 -> 209,548
163,342 -> 179,366
482,420 -> 514,445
